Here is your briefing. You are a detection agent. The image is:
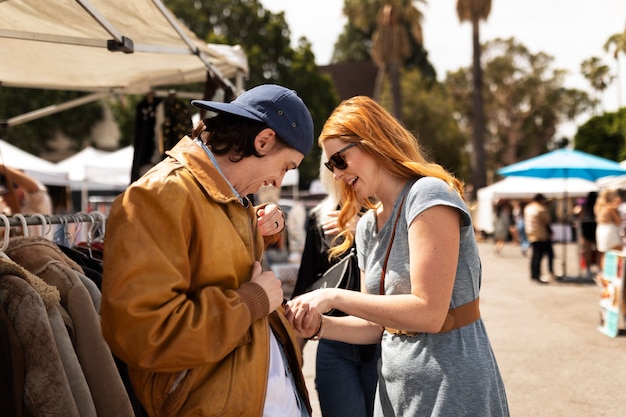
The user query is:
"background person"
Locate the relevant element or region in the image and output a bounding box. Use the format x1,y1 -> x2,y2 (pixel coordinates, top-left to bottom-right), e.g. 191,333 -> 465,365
594,188 -> 623,277
101,84 -> 315,417
493,198 -> 513,255
0,163 -> 52,216
0,163 -> 52,237
513,200 -> 530,256
286,96 -> 509,416
524,193 -> 554,284
572,191 -> 598,278
292,157 -> 379,417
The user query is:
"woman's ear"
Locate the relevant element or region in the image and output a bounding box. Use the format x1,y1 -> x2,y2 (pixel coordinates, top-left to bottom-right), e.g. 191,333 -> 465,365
255,128 -> 277,155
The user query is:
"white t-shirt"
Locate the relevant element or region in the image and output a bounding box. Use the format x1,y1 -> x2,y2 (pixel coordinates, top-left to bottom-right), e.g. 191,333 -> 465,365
263,331 -> 301,417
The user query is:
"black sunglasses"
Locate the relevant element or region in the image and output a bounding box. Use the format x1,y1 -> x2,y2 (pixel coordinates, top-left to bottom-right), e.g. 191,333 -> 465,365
324,142 -> 357,172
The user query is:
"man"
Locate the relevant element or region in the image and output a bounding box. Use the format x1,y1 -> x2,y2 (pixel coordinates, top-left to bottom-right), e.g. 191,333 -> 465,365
524,193 -> 554,284
101,84 -> 314,416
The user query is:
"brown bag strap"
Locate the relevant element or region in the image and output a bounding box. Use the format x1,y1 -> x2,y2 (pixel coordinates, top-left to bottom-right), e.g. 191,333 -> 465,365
379,192 -> 408,295
385,298 -> 481,336
438,297 -> 481,333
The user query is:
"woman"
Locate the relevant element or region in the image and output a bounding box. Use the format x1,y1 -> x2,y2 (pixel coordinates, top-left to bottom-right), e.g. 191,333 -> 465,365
286,96 -> 509,416
573,192 -> 598,277
292,157 -> 379,417
594,188 -> 622,274
493,199 -> 513,255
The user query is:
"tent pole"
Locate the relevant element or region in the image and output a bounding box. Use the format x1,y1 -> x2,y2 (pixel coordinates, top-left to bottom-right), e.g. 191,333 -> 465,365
150,0 -> 236,93
81,180 -> 88,213
561,175 -> 568,278
3,93 -> 108,127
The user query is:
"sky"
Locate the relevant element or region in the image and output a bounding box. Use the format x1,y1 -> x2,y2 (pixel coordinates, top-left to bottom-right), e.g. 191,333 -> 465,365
261,0 -> 626,134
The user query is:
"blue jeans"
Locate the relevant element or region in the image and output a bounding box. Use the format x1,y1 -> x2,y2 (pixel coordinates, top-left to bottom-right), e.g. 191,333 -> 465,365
315,339 -> 380,417
516,219 -> 530,251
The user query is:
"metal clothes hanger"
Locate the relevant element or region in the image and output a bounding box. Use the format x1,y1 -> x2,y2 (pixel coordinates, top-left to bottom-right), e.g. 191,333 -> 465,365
88,211 -> 106,243
0,214 -> 10,254
32,213 -> 51,238
12,213 -> 29,237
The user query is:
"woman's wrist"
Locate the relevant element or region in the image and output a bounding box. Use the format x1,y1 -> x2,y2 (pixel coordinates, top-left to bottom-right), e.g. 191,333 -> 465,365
308,315 -> 324,341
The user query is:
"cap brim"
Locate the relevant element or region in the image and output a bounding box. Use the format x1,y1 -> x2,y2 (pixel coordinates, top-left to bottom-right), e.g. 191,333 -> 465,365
191,100 -> 263,123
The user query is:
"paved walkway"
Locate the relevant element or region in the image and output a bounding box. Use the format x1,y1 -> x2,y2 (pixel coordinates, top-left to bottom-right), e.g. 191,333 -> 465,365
298,241 -> 626,416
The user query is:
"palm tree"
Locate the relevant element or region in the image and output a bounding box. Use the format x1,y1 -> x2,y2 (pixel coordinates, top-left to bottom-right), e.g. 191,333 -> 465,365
604,24 -> 626,110
580,57 -> 613,114
456,0 -> 491,199
344,0 -> 425,120
371,4 -> 410,119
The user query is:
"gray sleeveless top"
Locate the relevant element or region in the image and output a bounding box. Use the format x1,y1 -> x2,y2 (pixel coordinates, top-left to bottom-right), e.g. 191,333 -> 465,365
356,177 -> 509,416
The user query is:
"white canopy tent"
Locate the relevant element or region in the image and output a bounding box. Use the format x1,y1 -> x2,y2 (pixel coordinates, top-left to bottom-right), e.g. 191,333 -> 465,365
84,146 -> 133,189
474,176 -> 599,235
56,145 -> 120,193
56,146 -> 132,211
0,0 -> 249,126
0,140 -> 69,186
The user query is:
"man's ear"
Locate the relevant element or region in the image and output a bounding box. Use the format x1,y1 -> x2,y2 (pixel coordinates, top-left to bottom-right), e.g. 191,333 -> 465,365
255,128 -> 277,155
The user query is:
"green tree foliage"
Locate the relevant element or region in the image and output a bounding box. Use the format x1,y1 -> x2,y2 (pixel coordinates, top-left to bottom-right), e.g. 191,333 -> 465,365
332,21 -> 372,63
575,109 -> 626,161
0,88 -> 104,156
381,69 -> 470,182
445,37 -> 593,183
580,56 -> 612,113
337,0 -> 436,81
166,0 -> 293,87
107,95 -> 142,148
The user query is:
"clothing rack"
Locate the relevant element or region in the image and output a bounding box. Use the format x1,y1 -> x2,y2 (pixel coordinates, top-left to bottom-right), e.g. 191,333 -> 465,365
0,212 -> 106,252
0,212 -> 106,228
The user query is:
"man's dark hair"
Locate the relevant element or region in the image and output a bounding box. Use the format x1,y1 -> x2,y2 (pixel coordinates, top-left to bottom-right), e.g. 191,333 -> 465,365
200,113 -> 287,162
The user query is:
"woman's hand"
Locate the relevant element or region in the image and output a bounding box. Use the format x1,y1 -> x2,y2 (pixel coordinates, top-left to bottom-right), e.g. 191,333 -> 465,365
322,210 -> 359,237
321,210 -> 341,237
257,203 -> 285,236
285,289 -> 334,333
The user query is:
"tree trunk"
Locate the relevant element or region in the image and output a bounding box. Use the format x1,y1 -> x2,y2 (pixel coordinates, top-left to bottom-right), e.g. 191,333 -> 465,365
470,19 -> 486,199
389,63 -> 403,121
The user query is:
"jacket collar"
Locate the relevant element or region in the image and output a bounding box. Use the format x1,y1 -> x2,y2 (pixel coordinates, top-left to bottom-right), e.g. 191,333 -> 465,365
167,136 -> 246,206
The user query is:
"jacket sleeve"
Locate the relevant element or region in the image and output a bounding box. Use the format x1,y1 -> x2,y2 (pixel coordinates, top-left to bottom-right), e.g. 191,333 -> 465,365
100,175 -> 269,372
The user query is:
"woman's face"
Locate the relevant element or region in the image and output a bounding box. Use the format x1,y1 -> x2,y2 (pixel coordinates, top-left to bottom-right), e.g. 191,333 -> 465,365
322,138 -> 381,199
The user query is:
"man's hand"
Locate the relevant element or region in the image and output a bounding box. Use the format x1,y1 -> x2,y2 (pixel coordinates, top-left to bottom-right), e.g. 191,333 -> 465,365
257,203 -> 285,237
249,261 -> 284,312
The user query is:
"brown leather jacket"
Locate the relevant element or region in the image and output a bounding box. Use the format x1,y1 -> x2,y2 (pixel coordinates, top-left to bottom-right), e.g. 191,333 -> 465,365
101,137 -> 310,417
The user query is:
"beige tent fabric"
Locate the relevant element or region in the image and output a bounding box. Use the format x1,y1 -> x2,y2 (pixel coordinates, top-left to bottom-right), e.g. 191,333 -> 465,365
0,0 -> 248,94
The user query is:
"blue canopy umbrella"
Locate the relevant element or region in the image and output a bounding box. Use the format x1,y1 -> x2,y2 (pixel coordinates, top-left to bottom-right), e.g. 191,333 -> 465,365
497,148 -> 626,280
497,148 -> 626,181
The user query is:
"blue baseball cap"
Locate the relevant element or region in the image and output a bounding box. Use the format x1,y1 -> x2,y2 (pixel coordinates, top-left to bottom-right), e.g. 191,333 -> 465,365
192,84 -> 314,155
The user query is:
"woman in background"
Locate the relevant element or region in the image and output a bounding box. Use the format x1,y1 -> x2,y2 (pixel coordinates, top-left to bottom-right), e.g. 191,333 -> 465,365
292,157 -> 379,417
573,192 -> 598,278
493,199 -> 513,255
594,188 -> 622,276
